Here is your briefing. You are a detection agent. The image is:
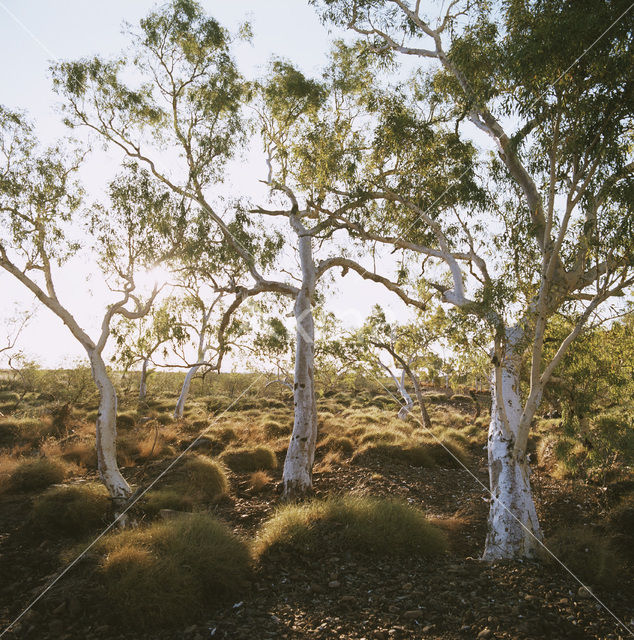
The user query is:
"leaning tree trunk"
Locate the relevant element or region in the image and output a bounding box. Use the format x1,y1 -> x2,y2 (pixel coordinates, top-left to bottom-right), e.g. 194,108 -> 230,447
139,357 -> 149,401
174,363 -> 202,419
482,327 -> 542,561
87,349 -> 131,511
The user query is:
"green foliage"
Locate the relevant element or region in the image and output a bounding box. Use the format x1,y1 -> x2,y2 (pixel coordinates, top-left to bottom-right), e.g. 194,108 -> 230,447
253,495 -> 447,558
542,315 -> 634,420
99,513 -> 251,628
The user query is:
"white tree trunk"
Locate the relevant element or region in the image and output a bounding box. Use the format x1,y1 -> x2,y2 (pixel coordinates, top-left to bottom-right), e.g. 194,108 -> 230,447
483,327 -> 542,561
396,371 -> 414,420
88,349 -> 131,509
139,357 -> 149,401
282,290 -> 317,499
282,226 -> 317,500
174,363 -> 201,419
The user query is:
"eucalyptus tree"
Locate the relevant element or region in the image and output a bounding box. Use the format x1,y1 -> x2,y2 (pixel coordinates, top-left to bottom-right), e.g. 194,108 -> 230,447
313,0 -> 634,559
168,274 -> 246,419
54,3 -> 423,497
248,50 -> 428,496
0,109 -> 180,506
350,304 -> 447,426
112,299 -> 184,401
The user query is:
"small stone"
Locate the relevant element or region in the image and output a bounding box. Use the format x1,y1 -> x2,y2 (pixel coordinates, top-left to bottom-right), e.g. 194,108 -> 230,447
477,629 -> 492,639
328,580 -> 340,588
403,610 -> 424,620
577,586 -> 593,599
422,624 -> 434,632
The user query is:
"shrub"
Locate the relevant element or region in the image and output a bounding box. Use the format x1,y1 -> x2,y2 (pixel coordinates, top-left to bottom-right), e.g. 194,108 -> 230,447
220,446 -> 277,472
0,390 -> 19,403
253,495 -> 446,559
8,458 -> 67,492
31,484 -> 110,537
100,514 -> 251,628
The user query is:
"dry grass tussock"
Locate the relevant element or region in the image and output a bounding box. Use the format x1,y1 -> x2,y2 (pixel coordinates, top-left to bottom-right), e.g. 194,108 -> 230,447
31,483 -> 111,537
4,457 -> 68,493
545,526 -> 621,585
248,470 -> 271,492
253,495 -> 447,559
220,445 -> 277,472
142,453 -> 229,515
99,514 -> 251,628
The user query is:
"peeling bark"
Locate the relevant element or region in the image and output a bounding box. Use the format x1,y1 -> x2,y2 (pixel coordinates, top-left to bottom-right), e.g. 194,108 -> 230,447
483,328 -> 542,561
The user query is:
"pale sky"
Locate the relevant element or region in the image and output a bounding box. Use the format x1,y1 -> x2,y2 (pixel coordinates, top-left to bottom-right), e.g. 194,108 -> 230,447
0,1 -> 479,368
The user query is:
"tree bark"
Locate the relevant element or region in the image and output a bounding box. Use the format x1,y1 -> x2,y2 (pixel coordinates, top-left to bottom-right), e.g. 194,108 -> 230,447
139,357 -> 149,401
174,363 -> 202,419
396,376 -> 414,420
282,230 -> 318,500
87,349 -> 131,511
482,327 -> 542,561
